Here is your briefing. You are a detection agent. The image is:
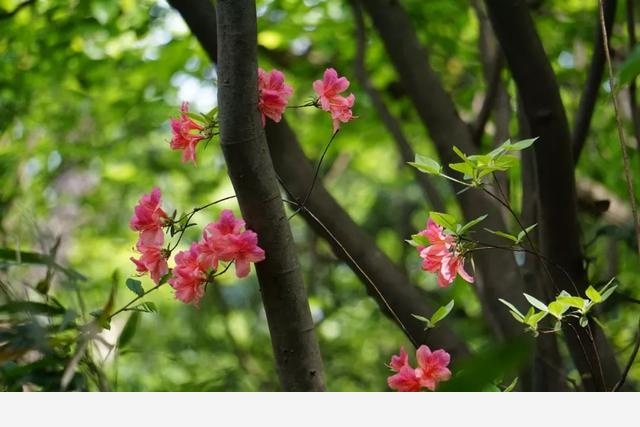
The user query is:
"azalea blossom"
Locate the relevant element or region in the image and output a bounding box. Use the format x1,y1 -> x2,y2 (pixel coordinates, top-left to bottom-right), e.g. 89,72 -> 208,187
312,68 -> 356,132
130,242 -> 168,284
387,345 -> 452,392
170,102 -> 205,164
168,243 -> 207,305
417,219 -> 474,287
258,68 -> 293,127
197,210 -> 265,278
129,187 -> 168,246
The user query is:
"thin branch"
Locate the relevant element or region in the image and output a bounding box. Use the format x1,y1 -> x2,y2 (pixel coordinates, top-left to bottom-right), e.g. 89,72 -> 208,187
598,0 -> 640,260
612,318 -> 640,391
572,0 -> 618,163
626,0 -> 640,149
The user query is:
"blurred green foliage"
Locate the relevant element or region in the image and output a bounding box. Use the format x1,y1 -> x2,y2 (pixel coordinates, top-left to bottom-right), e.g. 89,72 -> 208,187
0,0 -> 638,391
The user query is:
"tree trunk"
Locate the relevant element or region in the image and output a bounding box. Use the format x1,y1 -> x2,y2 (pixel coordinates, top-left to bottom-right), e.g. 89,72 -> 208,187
484,0 -> 621,390
216,0 -> 325,391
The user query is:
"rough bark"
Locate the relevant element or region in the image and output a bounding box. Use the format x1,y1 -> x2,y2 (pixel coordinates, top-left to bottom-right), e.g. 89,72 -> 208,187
216,0 -> 325,391
484,0 -> 621,390
572,0 -> 617,163
360,0 -> 526,340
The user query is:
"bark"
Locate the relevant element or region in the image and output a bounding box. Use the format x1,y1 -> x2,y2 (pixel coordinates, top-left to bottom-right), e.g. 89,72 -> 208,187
484,0 -> 621,390
518,101 -> 567,391
360,0 -> 526,340
572,0 -> 617,163
170,0 -> 470,359
216,0 -> 325,391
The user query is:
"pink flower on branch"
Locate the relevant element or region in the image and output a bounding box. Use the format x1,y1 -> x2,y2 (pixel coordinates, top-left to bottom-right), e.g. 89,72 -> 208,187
387,345 -> 452,392
197,210 -> 265,279
417,219 -> 474,287
258,68 -> 293,127
170,102 -> 206,164
169,243 -> 207,305
129,187 -> 168,246
130,242 -> 168,284
313,68 -> 356,132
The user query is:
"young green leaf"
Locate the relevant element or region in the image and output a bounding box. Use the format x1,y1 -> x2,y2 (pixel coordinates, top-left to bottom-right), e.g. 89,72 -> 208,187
411,313 -> 433,329
126,278 -> 145,297
409,154 -> 442,175
556,296 -> 586,310
585,285 -> 602,303
547,301 -> 568,319
507,137 -> 538,151
502,377 -> 519,392
410,233 -> 430,248
429,212 -> 457,231
499,299 -> 524,319
430,300 -> 455,325
485,228 -> 518,243
600,284 -> 617,303
523,293 -> 548,312
458,214 -> 488,235
516,223 -> 538,243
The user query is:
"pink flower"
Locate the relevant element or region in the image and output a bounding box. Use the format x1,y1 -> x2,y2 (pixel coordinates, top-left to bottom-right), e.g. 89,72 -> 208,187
168,243 -> 207,305
220,230 -> 266,278
197,210 -> 265,278
129,187 -> 168,246
416,219 -> 473,287
312,68 -> 356,132
258,68 -> 293,127
170,102 -> 205,164
197,210 -> 246,271
130,242 -> 168,284
387,345 -> 452,392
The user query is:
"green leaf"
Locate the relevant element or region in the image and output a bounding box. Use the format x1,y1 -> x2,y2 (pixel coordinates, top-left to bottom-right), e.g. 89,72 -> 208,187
548,301 -> 568,319
526,310 -> 548,328
499,299 -> 524,320
619,44 -> 640,87
409,154 -> 442,175
485,228 -> 518,243
452,145 -> 468,161
585,285 -> 602,303
556,296 -> 586,310
502,377 -> 519,392
0,248 -> 86,281
507,138 -> 537,151
129,302 -> 157,313
523,293 -> 548,312
600,285 -> 617,302
516,224 -> 538,243
410,233 -> 430,247
118,312 -> 140,350
430,300 -> 455,325
429,212 -> 457,231
126,278 -> 145,297
579,316 -> 589,328
458,214 -> 488,235
449,161 -> 474,178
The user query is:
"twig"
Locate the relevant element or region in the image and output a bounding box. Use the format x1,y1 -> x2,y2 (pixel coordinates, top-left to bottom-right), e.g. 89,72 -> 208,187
598,0 -> 640,259
612,318 -> 640,391
288,129 -> 339,220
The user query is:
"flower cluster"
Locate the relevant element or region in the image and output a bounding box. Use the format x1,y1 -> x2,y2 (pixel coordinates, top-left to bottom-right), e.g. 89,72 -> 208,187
129,189 -> 265,306
129,187 -> 169,284
169,210 -> 266,305
258,68 -> 293,127
387,346 -> 451,392
312,68 -> 356,133
169,102 -> 207,164
417,219 -> 474,288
